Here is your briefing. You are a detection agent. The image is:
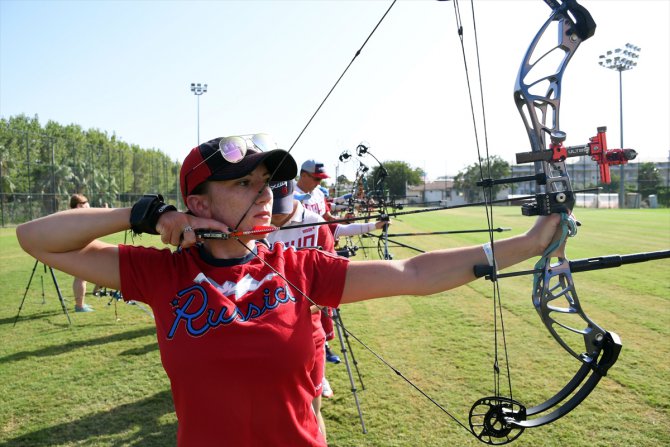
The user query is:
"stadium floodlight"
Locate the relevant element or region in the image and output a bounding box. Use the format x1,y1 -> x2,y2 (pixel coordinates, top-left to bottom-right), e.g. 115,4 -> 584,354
598,43 -> 641,208
190,83 -> 208,146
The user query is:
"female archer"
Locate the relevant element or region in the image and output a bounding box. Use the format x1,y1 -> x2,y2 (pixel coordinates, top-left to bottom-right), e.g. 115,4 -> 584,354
16,134 -> 564,447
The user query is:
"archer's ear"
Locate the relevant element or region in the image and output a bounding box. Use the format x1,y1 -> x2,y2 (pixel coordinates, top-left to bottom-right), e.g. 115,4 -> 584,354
186,194 -> 211,218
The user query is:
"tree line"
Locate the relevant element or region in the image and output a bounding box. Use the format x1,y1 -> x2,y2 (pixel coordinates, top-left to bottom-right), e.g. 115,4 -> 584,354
0,114 -> 181,226
2,114 -> 666,227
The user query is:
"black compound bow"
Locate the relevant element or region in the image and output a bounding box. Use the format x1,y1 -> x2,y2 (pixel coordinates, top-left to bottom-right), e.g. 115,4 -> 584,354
467,0 -> 626,443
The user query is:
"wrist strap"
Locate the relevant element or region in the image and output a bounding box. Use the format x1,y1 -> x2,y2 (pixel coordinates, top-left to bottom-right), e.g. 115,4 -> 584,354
130,194 -> 177,235
482,242 -> 495,267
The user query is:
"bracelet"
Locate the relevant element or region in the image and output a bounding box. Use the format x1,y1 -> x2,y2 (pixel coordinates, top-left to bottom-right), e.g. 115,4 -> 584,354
481,242 -> 495,267
130,194 -> 177,235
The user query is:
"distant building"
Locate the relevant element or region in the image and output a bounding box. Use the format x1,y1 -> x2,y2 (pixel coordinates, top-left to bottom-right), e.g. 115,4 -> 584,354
405,179 -> 464,206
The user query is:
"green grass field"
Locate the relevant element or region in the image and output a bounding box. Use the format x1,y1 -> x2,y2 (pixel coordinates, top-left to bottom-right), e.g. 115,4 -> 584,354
0,207 -> 668,447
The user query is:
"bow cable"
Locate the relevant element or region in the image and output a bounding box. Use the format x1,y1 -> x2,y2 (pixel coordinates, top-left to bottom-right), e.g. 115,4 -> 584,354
453,0 -> 515,406
232,237 -> 474,434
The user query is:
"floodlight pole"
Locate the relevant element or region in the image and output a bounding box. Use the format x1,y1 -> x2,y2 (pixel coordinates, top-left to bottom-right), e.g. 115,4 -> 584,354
190,82 -> 208,146
598,43 -> 641,209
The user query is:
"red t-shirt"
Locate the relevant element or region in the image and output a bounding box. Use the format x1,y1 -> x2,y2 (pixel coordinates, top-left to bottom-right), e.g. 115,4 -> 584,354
119,242 -> 348,447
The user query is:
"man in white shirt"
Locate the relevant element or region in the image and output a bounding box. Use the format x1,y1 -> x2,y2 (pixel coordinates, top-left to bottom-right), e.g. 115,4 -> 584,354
295,160 -> 334,221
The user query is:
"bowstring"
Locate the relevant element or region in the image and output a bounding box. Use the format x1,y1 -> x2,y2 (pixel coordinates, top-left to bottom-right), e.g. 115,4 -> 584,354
233,0 -> 398,231
453,0 -> 514,402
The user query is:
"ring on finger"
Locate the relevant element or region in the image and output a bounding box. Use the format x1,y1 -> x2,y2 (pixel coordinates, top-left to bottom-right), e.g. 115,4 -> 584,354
183,225 -> 193,233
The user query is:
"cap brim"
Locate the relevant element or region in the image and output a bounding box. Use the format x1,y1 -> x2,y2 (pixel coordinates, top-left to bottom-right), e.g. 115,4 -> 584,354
312,173 -> 329,179
208,149 -> 297,182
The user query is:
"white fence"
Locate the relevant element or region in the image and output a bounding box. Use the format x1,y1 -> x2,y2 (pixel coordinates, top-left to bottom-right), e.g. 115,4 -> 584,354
574,193 -> 618,208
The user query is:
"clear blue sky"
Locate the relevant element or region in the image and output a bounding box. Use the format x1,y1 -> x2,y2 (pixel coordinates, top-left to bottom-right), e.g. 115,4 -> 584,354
1,0 -> 668,181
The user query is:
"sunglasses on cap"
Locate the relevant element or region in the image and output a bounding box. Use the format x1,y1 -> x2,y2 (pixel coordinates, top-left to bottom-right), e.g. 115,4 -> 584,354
218,133 -> 277,163
184,133 -> 278,196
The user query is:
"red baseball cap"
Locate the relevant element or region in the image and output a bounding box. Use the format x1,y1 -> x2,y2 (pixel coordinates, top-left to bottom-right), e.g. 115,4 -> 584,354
180,137 -> 297,204
300,159 -> 329,179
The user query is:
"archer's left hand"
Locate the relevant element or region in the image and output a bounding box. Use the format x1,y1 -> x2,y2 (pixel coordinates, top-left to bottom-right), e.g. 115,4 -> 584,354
526,213 -> 572,258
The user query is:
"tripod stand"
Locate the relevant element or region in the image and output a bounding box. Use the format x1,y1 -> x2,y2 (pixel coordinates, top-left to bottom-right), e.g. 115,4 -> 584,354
13,259 -> 72,327
93,287 -> 153,321
332,307 -> 367,434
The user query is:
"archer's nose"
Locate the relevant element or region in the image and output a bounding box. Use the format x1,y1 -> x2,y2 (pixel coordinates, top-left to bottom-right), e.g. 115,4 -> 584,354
257,183 -> 273,205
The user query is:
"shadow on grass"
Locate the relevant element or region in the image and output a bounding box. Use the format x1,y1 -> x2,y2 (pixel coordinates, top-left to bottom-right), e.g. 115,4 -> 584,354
0,309 -> 69,328
0,390 -> 177,447
0,327 -> 156,364
120,342 -> 159,356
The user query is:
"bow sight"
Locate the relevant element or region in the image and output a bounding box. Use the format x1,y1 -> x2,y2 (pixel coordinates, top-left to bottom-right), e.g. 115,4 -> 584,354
515,127 -> 637,215
480,126 -> 638,216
